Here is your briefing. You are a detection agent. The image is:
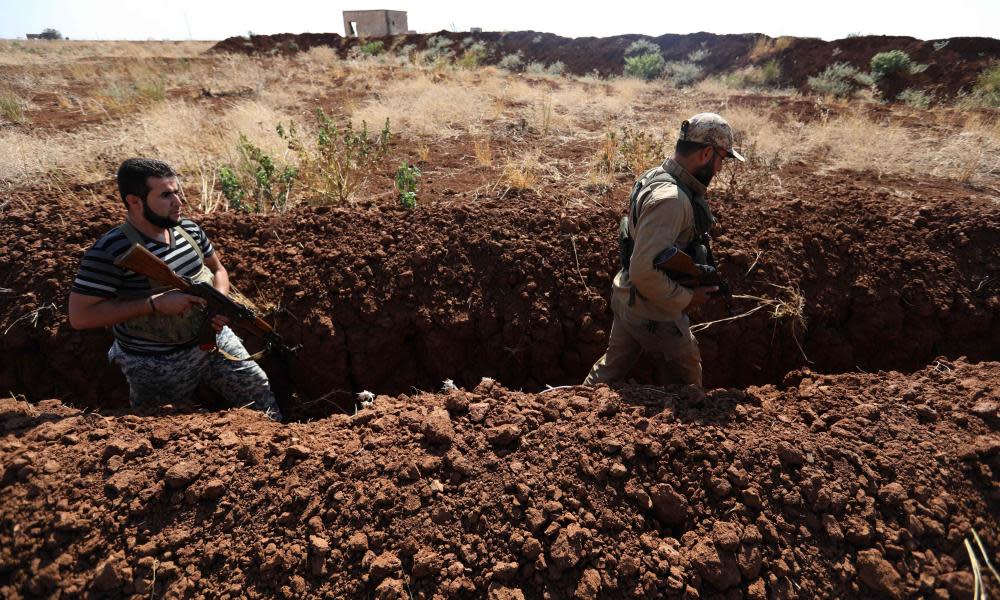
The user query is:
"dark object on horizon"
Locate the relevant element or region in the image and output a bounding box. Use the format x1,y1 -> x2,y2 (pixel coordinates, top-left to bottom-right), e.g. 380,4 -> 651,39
27,28 -> 64,40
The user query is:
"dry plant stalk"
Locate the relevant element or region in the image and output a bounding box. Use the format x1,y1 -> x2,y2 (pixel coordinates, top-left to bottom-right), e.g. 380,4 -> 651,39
474,138 -> 493,167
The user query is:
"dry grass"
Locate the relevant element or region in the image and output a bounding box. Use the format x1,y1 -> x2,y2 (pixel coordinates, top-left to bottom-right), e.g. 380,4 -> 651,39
748,36 -> 795,62
1,40 -> 999,198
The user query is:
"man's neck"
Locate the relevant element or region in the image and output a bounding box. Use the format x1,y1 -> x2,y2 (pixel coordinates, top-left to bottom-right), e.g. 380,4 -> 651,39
125,214 -> 170,243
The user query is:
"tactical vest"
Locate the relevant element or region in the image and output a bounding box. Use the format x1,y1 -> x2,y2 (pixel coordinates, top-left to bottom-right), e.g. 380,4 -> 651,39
618,166 -> 716,272
115,222 -> 215,346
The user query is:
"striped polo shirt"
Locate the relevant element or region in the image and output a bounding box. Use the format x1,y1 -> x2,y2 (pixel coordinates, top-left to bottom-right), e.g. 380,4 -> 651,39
71,219 -> 216,354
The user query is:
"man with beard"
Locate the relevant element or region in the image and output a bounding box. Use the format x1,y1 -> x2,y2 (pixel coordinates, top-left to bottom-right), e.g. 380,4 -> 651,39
584,113 -> 745,388
68,158 -> 282,420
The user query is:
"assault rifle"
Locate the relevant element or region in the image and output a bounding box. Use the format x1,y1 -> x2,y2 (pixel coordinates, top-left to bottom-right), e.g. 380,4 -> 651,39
114,243 -> 295,358
653,246 -> 732,298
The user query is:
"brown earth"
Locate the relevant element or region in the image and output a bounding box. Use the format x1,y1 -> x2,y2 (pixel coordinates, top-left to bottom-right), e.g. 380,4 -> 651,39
209,30 -> 1000,98
1,164 -> 998,419
1,358 -> 997,598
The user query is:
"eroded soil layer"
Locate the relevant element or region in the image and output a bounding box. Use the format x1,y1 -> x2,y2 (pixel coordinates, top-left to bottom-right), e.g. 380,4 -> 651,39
1,173 -> 997,417
1,359 -> 997,599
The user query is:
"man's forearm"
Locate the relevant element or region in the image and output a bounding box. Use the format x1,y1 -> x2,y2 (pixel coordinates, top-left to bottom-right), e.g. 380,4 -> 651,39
68,295 -> 153,330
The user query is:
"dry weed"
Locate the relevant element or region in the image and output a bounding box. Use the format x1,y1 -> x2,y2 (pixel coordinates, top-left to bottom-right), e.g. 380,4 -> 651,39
474,138 -> 494,167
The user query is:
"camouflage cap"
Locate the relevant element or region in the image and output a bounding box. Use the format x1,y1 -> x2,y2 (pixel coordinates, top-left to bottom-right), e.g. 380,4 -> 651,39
679,113 -> 746,162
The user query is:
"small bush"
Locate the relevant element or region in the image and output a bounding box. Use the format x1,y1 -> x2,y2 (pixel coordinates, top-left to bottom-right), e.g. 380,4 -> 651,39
598,126 -> 665,176
278,110 -> 391,205
458,41 -> 488,68
664,61 -> 702,87
970,62 -> 1000,107
723,59 -> 782,89
625,39 -> 660,56
423,36 -> 454,65
498,52 -> 524,72
897,88 -> 932,108
807,62 -> 873,98
395,163 -> 421,208
870,50 -> 923,80
526,61 -> 547,75
716,139 -> 779,202
545,61 -> 566,76
360,40 -> 385,56
624,52 -> 665,80
218,134 -> 297,213
396,43 -> 417,59
687,48 -> 711,63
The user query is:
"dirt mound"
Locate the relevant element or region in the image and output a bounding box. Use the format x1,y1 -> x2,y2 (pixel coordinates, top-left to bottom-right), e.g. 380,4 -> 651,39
209,30 -> 1000,97
1,171 -> 997,418
1,359 -> 997,598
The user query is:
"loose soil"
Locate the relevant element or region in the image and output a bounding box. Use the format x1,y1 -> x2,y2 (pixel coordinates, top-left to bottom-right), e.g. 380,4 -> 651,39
1,168 -> 996,419
1,359 -> 997,598
210,31 -> 1000,98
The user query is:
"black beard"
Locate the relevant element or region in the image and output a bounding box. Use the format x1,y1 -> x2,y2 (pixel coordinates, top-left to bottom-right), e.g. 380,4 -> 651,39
141,199 -> 181,228
693,163 -> 715,187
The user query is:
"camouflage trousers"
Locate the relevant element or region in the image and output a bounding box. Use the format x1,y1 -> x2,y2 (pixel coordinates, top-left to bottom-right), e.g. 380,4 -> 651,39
584,293 -> 702,387
108,326 -> 282,421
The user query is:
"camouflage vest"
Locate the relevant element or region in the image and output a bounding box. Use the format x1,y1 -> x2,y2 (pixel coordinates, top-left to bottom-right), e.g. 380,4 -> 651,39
619,166 -> 715,272
116,222 -> 215,346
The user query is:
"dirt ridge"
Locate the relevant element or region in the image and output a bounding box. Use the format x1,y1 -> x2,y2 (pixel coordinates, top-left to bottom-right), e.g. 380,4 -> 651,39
209,30 -> 1000,98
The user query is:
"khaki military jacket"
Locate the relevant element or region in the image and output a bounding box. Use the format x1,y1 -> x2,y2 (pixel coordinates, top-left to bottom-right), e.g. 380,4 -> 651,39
612,159 -> 709,322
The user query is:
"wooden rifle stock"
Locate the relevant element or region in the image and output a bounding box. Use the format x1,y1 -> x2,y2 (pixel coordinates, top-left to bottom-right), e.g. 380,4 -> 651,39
115,244 -> 191,290
114,243 -> 278,340
653,246 -> 731,297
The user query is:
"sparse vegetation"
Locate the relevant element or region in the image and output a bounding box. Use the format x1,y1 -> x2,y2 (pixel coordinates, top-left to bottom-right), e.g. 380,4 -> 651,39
422,36 -> 454,65
498,52 -> 524,72
360,40 -> 385,56
663,61 -> 702,87
807,62 -> 874,99
870,50 -> 926,80
598,126 -> 664,176
625,39 -> 660,57
0,92 -> 27,124
458,42 -> 488,69
217,134 -> 297,213
278,109 -> 391,205
970,62 -> 1000,107
897,88 -> 932,109
624,52 -> 665,81
394,162 -> 421,208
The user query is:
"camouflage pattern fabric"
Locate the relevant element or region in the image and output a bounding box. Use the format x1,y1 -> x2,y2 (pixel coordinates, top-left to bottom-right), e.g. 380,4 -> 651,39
108,326 -> 282,421
679,112 -> 746,162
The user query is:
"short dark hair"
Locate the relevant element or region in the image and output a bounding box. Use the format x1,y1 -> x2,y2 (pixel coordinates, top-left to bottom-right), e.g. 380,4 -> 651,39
675,139 -> 710,158
117,158 -> 177,209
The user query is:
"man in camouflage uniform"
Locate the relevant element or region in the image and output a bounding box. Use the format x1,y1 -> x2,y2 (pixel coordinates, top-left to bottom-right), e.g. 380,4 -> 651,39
68,158 -> 282,420
584,113 -> 745,388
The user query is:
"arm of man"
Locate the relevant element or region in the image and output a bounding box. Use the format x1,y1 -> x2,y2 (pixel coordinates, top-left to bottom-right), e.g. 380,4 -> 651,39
627,194 -> 695,315
205,252 -> 230,296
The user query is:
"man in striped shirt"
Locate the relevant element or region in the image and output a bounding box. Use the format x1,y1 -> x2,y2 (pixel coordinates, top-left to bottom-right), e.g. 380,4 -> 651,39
68,158 -> 282,421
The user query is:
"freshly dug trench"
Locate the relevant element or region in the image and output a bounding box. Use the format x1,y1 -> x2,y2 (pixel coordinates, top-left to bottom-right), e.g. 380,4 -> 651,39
0,173 -> 996,419
0,359 -> 996,598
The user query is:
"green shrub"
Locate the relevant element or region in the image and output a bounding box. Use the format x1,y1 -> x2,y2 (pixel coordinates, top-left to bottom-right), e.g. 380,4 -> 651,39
807,62 -> 874,98
395,163 -> 421,208
423,36 -> 454,65
546,61 -> 566,76
218,134 -> 297,213
625,39 -> 660,56
498,52 -> 524,72
897,88 -> 932,108
687,48 -> 711,63
870,50 -> 921,79
664,61 -> 702,86
360,40 -> 385,56
971,62 -> 1000,107
278,110 -> 391,205
624,52 -> 665,80
526,61 -> 546,74
760,59 -> 782,85
458,41 -> 488,68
